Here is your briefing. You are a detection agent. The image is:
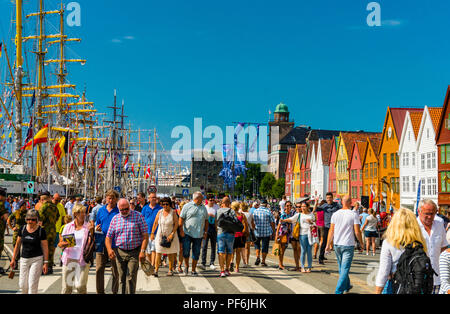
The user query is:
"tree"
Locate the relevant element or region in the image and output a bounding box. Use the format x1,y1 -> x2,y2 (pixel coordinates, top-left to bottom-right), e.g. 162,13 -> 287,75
260,172 -> 276,198
234,163 -> 265,199
272,178 -> 285,199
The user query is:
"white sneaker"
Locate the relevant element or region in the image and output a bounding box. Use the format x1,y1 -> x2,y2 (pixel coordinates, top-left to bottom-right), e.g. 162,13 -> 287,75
209,264 -> 216,270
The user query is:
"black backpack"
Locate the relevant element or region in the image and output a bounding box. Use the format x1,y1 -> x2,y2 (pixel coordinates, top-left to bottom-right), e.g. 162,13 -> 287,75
392,241 -> 436,294
217,209 -> 244,233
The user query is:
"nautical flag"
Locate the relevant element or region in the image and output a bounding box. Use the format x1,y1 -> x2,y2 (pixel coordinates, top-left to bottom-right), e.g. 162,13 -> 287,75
82,142 -> 88,166
92,144 -> 98,162
8,131 -> 12,143
99,153 -> 107,169
69,139 -> 76,154
124,156 -> 129,172
136,164 -> 141,178
54,131 -> 69,163
131,163 -> 135,177
415,179 -> 421,216
145,165 -> 151,179
369,185 -> 374,209
21,123 -> 49,151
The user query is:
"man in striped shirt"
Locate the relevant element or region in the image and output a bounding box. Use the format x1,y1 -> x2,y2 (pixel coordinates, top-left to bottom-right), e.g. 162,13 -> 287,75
105,198 -> 148,294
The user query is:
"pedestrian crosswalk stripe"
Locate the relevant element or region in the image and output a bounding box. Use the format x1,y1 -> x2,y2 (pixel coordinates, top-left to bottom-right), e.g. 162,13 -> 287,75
38,274 -> 60,293
226,274 -> 269,294
136,270 -> 161,292
179,274 -> 215,293
255,268 -> 324,294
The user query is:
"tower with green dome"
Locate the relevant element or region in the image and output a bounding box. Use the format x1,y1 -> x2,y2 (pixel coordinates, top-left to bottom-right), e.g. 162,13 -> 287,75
268,102 -> 294,179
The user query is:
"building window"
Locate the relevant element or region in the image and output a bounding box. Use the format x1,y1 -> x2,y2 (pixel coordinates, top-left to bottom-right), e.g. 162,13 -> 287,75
432,151 -> 436,169
421,154 -> 425,170
405,152 -> 409,167
374,163 -> 377,177
432,177 -> 437,196
395,154 -> 399,169
391,153 -> 395,169
427,153 -> 431,169
441,172 -> 450,192
365,166 -> 368,179
411,152 -> 415,166
421,179 -> 425,196
412,176 -> 416,193
427,178 -> 432,196
370,163 -> 373,178
383,154 -> 387,169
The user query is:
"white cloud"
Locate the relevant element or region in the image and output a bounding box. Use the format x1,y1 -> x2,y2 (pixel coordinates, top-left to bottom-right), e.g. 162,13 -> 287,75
124,36 -> 135,40
111,38 -> 122,44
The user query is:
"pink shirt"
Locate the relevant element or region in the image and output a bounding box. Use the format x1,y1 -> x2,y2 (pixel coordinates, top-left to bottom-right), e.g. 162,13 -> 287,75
61,221 -> 90,267
316,211 -> 325,227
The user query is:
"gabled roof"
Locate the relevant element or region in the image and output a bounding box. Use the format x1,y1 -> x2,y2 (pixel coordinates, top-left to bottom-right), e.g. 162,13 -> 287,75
429,107 -> 443,133
338,132 -> 381,162
409,111 -> 424,138
284,147 -> 296,174
307,140 -> 319,168
294,144 -> 307,170
361,133 -> 382,167
416,106 -> 443,151
349,140 -> 367,169
390,107 -> 424,140
319,138 -> 333,165
328,136 -> 339,165
436,86 -> 450,144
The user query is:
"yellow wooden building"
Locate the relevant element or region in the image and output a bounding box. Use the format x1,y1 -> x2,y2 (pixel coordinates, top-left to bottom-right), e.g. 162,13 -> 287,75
335,132 -> 377,198
362,135 -> 382,203
378,107 -> 423,209
291,144 -> 306,201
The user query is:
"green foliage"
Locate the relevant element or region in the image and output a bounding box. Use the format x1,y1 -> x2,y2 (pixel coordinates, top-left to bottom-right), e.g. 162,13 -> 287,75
260,172 -> 276,197
272,178 -> 285,199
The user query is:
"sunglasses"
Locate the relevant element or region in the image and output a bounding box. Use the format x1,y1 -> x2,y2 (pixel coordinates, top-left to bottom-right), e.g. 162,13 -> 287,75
161,203 -> 170,206
295,206 -> 302,209
119,208 -> 130,211
26,218 -> 37,222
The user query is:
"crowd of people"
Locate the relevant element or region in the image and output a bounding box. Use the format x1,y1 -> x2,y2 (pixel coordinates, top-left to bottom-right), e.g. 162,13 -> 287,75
0,187 -> 449,294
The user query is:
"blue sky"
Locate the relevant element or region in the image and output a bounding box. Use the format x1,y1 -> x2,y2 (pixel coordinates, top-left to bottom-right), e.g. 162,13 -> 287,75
1,0 -> 450,156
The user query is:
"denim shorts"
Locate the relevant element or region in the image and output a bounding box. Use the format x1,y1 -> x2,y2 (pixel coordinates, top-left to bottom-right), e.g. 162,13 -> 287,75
364,230 -> 378,238
254,237 -> 271,253
182,234 -> 203,260
217,232 -> 235,254
146,239 -> 156,254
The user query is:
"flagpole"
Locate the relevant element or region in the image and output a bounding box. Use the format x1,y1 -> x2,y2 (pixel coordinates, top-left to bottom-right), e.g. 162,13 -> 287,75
84,140 -> 88,198
47,119 -> 51,192
66,129 -> 70,197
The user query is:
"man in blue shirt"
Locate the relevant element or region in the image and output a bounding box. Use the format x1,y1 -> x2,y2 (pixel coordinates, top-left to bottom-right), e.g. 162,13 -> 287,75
141,192 -> 162,267
94,190 -> 120,294
253,200 -> 275,266
313,192 -> 342,265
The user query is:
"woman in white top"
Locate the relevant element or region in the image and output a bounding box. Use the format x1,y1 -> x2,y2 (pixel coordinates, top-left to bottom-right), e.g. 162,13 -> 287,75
151,197 -> 180,277
282,202 -> 315,273
361,208 -> 378,256
375,207 -> 427,294
58,204 -> 92,294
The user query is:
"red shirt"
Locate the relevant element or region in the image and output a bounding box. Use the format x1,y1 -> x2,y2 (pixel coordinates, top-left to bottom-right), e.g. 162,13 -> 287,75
235,215 -> 244,237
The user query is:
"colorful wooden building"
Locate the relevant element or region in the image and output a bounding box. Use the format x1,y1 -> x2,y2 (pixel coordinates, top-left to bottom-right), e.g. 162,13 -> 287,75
349,140 -> 367,204
362,135 -> 382,207
328,136 -> 339,196
435,86 -> 450,211
398,110 -> 424,208
284,147 -> 295,200
378,107 -> 423,209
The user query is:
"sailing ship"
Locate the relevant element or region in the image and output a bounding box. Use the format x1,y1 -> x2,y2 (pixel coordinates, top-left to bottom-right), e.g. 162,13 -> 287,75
0,1 -> 187,198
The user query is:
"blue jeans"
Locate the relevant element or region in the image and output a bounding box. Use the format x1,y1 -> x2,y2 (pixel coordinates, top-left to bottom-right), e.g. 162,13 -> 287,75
217,232 -> 235,254
334,245 -> 354,294
182,234 -> 203,260
299,235 -> 312,269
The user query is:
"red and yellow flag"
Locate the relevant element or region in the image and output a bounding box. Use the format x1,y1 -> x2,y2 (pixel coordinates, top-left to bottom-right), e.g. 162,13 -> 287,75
21,123 -> 48,151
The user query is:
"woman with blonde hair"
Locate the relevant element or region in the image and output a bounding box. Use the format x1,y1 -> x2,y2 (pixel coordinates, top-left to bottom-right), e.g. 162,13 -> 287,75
59,204 -> 93,294
375,208 -> 428,294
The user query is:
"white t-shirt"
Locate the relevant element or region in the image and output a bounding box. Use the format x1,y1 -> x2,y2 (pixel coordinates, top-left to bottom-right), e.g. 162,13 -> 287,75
417,217 -> 448,285
279,200 -> 286,213
66,229 -> 85,260
299,213 -> 315,235
331,209 -> 360,247
364,215 -> 378,232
